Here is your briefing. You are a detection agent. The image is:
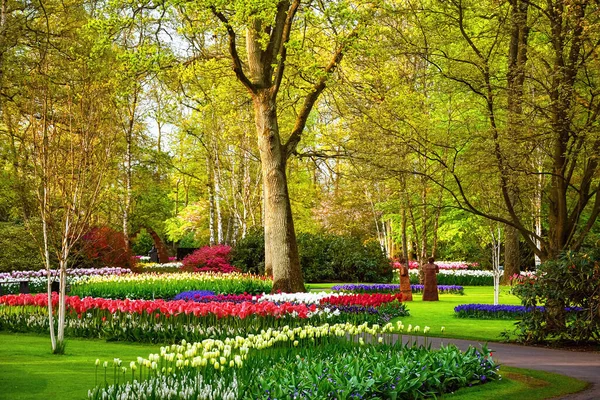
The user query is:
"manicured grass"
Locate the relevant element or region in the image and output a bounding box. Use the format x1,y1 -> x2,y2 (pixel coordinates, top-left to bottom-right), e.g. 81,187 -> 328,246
0,332 -> 588,400
308,284 -> 522,342
444,366 -> 589,399
400,286 -> 521,342
0,333 -> 159,400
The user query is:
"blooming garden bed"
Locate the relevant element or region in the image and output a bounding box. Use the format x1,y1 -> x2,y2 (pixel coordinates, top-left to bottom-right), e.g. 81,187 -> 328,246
0,290 -> 409,342
87,322 -> 499,400
70,272 -> 273,299
454,304 -> 584,320
332,283 -> 465,295
393,269 -> 495,286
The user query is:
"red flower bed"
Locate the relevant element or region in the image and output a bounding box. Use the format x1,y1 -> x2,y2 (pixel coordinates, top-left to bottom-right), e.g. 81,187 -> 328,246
320,293 -> 403,307
0,293 -> 316,319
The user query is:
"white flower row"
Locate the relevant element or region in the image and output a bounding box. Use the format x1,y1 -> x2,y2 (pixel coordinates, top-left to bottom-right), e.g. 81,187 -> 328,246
89,372 -> 237,400
406,269 -> 495,277
137,262 -> 183,269
257,291 -> 340,304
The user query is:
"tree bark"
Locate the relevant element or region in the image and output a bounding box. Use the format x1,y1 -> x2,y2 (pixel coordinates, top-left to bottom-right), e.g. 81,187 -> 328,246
254,90 -> 305,292
503,224 -> 520,281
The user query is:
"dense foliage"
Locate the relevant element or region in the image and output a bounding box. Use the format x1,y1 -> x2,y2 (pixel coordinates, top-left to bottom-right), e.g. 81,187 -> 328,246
232,230 -> 393,283
0,223 -> 43,272
511,250 -> 600,343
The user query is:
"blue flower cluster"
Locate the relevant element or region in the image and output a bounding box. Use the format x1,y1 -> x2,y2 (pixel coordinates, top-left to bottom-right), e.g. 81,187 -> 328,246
172,290 -> 216,301
331,284 -> 464,295
454,303 -> 584,320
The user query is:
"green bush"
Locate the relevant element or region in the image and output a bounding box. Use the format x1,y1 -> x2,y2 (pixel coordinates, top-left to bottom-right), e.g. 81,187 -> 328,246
230,228 -> 265,275
131,229 -> 154,256
511,249 -> 600,343
232,230 -> 393,283
0,222 -> 44,272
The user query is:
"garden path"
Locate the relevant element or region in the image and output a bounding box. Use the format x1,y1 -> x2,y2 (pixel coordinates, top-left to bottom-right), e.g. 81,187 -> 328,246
405,336 -> 600,400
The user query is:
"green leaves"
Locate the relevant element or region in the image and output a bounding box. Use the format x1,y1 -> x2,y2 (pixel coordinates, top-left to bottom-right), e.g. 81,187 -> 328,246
512,249 -> 600,343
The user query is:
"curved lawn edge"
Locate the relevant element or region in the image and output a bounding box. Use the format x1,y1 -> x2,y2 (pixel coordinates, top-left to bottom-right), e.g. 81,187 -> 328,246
443,366 -> 589,399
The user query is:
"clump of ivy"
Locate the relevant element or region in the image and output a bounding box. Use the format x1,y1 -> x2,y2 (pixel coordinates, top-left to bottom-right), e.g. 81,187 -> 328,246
511,250 -> 600,344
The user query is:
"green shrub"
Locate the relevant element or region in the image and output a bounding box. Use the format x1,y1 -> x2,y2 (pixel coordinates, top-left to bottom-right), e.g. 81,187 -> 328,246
230,228 -> 265,274
0,222 -> 44,272
131,229 -> 154,256
511,249 -> 600,343
232,230 -> 393,283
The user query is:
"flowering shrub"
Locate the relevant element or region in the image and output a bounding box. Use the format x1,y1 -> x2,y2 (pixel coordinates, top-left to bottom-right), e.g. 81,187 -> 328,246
181,245 -> 240,274
79,227 -> 135,269
511,250 -> 600,343
70,272 -> 272,299
87,322 -> 499,400
455,304 -> 584,320
332,283 -> 464,295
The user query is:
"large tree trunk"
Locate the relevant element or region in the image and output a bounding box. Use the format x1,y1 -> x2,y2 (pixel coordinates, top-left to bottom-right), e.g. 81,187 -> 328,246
504,225 -> 520,281
254,91 -> 304,293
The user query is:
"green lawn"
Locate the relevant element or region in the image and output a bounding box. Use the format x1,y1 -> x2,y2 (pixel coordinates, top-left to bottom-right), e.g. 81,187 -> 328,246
0,332 -> 588,400
0,333 -> 159,400
307,284 -> 522,342
443,366 -> 588,399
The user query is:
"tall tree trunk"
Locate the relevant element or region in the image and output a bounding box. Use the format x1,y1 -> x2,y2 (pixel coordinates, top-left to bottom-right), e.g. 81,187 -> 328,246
254,91 -> 304,292
207,158 -> 216,246
502,0 -> 529,281
122,128 -> 132,253
504,225 -> 520,281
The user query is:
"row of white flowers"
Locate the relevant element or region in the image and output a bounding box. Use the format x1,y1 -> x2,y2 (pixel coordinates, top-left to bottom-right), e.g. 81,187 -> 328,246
257,291 -> 342,304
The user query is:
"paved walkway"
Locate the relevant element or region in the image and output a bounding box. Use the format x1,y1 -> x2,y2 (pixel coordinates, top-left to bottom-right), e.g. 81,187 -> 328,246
409,336 -> 600,399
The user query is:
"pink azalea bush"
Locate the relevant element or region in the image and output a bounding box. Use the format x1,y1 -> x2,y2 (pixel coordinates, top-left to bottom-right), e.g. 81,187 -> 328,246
181,245 -> 241,274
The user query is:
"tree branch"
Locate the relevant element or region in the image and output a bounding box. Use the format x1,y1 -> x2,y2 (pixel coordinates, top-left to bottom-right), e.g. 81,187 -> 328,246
210,6 -> 257,95
272,0 -> 300,96
284,25 -> 360,159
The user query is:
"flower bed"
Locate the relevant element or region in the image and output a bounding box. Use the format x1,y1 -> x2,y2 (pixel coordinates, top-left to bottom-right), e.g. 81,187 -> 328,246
393,261 -> 476,270
455,303 -> 584,320
332,283 -> 464,295
394,269 -> 495,286
135,262 -> 183,272
0,293 -> 406,341
0,267 -> 132,295
71,272 -> 273,299
88,322 -> 499,400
